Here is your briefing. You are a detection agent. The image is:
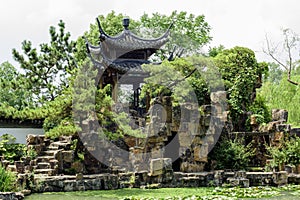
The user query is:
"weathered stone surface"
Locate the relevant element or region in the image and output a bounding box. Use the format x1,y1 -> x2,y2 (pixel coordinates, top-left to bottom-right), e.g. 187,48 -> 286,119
15,161 -> 25,173
62,151 -> 74,163
201,115 -> 211,127
246,172 -> 274,186
124,136 -> 136,148
0,192 -> 24,200
226,177 -> 249,188
288,173 -> 300,184
75,173 -> 84,180
189,121 -> 200,136
276,124 -> 291,132
72,161 -> 85,174
272,109 -> 288,122
273,171 -> 288,185
24,171 -> 300,192
149,159 -> 164,176
178,131 -> 192,147
162,96 -> 172,123
290,128 -> 300,137
151,147 -> 164,159
192,136 -> 203,145
234,171 -> 247,178
210,91 -> 227,104
193,146 -> 208,162
273,132 -> 284,142
26,134 -> 37,145
149,158 -> 172,176
180,162 -> 205,172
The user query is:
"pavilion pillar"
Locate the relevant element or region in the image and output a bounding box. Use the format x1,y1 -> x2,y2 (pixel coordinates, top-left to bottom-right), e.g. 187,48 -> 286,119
112,74 -> 118,102
99,77 -> 104,89
133,82 -> 140,109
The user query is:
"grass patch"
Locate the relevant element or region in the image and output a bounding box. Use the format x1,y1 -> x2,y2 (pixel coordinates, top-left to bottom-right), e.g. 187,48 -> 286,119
26,185 -> 300,200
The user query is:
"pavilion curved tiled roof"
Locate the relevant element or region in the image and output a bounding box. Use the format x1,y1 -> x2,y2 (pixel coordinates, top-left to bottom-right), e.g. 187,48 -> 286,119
100,29 -> 170,51
85,17 -> 171,73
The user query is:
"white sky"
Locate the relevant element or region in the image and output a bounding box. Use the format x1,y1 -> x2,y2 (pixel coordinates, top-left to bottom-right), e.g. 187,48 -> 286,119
1,0 -> 299,66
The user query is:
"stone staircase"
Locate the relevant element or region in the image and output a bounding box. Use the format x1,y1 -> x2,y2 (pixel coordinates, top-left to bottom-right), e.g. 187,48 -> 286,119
29,136 -> 72,176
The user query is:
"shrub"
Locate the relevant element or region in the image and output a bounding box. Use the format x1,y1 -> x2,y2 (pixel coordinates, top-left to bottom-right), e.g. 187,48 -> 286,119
209,136 -> 255,170
266,136 -> 300,170
0,134 -> 26,163
0,164 -> 16,192
285,137 -> 300,166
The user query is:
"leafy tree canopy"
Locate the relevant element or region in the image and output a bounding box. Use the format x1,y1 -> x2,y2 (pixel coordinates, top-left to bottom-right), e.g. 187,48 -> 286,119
140,11 -> 212,58
0,62 -> 32,110
258,72 -> 300,126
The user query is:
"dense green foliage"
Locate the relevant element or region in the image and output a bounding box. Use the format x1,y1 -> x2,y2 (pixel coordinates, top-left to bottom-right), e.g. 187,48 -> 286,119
71,60 -> 143,140
141,57 -> 211,106
142,47 -> 268,132
0,62 -> 33,109
140,11 -> 211,57
259,67 -> 300,126
0,134 -> 26,163
266,136 -> 300,170
246,93 -> 272,131
209,136 -> 255,170
0,164 -> 16,192
214,47 -> 268,131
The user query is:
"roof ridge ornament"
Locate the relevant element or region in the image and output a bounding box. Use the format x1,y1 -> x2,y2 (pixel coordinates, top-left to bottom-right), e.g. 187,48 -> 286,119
123,18 -> 130,30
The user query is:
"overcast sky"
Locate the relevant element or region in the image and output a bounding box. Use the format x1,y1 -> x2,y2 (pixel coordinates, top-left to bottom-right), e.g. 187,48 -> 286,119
1,0 -> 299,66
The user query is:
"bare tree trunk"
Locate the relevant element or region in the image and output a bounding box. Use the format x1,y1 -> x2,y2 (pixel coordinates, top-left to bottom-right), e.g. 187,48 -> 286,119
264,29 -> 299,86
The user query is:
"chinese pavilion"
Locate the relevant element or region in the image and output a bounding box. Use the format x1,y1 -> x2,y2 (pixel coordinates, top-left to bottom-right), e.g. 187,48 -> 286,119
85,18 -> 171,113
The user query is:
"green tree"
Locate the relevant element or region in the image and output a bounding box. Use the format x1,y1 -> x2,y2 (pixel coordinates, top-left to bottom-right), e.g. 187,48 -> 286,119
140,11 -> 211,59
0,62 -> 32,110
258,74 -> 300,126
214,46 -> 268,131
12,20 -> 77,104
264,62 -> 283,84
208,45 -> 225,57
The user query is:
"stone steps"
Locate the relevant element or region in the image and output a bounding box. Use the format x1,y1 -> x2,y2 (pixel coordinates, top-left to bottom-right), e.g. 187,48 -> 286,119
47,146 -> 59,151
25,135 -> 74,176
43,150 -> 59,157
34,168 -> 57,176
49,141 -> 71,150
35,162 -> 51,169
36,156 -> 55,163
7,164 -> 17,172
